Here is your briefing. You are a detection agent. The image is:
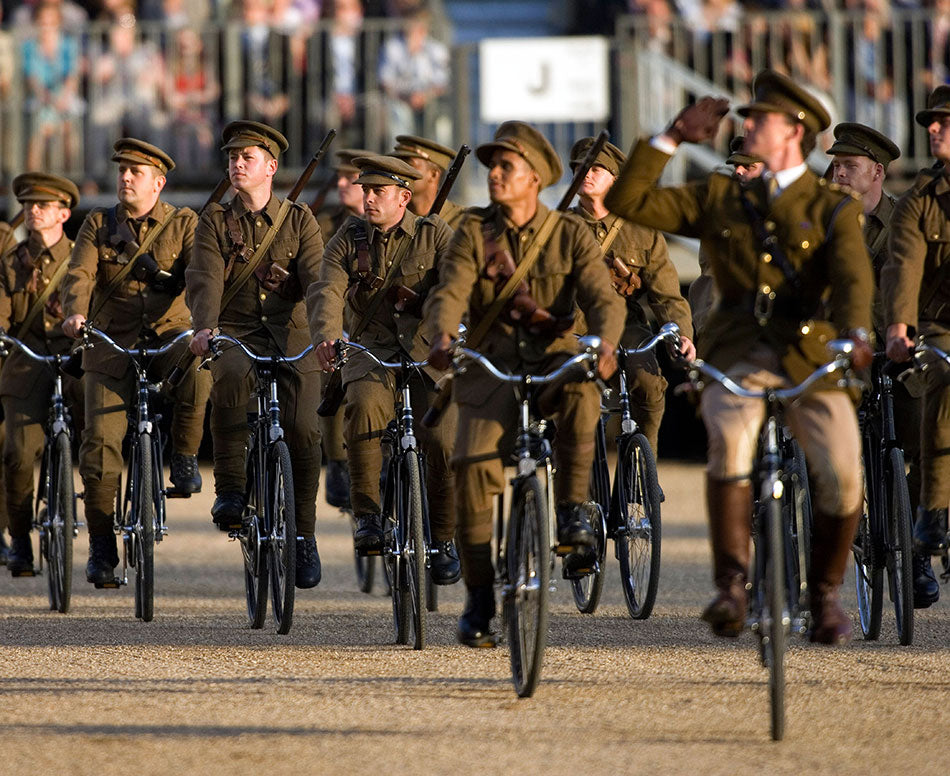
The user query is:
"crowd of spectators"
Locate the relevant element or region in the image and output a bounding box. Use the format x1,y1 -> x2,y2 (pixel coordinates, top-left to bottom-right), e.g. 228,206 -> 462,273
0,0 -> 451,187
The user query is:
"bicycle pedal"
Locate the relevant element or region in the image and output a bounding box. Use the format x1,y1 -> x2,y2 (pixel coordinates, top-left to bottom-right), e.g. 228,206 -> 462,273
94,578 -> 121,589
11,568 -> 37,578
358,548 -> 383,557
555,544 -> 574,556
165,489 -> 192,499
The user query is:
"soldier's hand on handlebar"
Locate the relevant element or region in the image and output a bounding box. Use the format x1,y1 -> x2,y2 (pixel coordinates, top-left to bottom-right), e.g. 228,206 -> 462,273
190,328 -> 214,356
849,335 -> 874,370
597,339 -> 618,380
428,332 -> 453,372
884,323 -> 914,364
665,96 -> 730,145
677,335 -> 697,363
62,314 -> 86,340
315,339 -> 338,372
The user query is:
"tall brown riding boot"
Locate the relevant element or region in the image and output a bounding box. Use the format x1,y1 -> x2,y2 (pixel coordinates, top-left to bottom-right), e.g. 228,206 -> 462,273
701,477 -> 752,637
808,507 -> 860,645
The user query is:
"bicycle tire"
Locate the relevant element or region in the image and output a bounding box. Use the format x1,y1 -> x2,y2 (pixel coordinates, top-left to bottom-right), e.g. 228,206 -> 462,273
854,451 -> 883,640
788,438 -> 812,604
505,475 -> 550,698
134,433 -> 155,623
764,495 -> 787,741
47,432 -> 75,614
886,447 -> 914,646
570,501 -> 606,614
616,434 -> 662,620
426,570 -> 438,612
405,451 -> 427,650
268,440 -> 296,635
243,443 -> 268,629
385,457 -> 409,645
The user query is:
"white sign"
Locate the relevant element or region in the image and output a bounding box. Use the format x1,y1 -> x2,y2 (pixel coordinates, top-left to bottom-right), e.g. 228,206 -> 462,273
479,37 -> 609,123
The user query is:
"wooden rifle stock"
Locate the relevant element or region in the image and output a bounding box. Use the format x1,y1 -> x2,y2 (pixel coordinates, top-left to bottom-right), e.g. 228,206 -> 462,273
309,175 -> 337,215
9,209 -> 24,230
431,144 -> 470,216
200,176 -> 231,216
422,130 -> 610,428
289,129 -> 337,203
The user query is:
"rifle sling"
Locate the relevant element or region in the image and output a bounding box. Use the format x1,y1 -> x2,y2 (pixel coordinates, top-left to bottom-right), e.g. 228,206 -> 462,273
220,200 -> 294,311
598,214 -> 624,255
89,205 -> 178,321
467,210 -> 562,349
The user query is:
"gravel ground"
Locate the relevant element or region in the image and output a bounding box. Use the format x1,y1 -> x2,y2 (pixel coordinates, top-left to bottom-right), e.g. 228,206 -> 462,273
1,462 -> 948,775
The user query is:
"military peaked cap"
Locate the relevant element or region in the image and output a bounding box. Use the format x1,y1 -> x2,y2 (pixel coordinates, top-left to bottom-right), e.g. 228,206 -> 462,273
828,122 -> 901,168
353,155 -> 422,189
392,135 -> 455,171
476,121 -> 563,189
569,137 -> 626,177
221,120 -> 289,159
112,138 -> 175,174
12,172 -> 80,208
335,148 -> 375,175
737,70 -> 831,133
726,136 -> 765,167
916,86 -> 950,128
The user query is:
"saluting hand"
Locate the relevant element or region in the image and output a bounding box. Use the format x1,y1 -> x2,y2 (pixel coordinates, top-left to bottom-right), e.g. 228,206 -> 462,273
665,96 -> 730,145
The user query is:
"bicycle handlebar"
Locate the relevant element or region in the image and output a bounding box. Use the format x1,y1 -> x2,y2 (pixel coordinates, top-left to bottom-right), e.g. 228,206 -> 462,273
913,341 -> 950,369
623,321 -> 682,358
456,335 -> 601,386
81,325 -> 194,360
687,339 -> 858,402
209,332 -> 314,365
337,340 -> 428,371
0,332 -> 69,365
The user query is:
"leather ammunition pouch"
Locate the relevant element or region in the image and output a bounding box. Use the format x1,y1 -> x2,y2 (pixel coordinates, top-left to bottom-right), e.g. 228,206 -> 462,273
107,207 -> 184,295
225,208 -> 300,301
605,255 -> 641,297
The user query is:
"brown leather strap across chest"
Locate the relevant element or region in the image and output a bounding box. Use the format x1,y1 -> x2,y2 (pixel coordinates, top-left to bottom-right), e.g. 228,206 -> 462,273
353,220 -> 383,290
223,207 -> 254,275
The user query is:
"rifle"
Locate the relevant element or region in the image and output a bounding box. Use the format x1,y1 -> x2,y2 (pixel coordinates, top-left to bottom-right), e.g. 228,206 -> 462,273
421,130 -> 609,427
9,210 -> 23,230
220,129 -> 336,310
317,143 -> 471,417
309,174 -> 337,216
200,175 -> 232,215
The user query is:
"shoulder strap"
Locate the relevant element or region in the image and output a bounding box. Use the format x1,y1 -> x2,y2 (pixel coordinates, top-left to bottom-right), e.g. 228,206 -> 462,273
349,219 -> 421,340
467,210 -> 561,349
353,220 -> 377,287
598,215 -> 624,255
220,201 -> 295,311
17,254 -> 70,337
89,205 -> 178,321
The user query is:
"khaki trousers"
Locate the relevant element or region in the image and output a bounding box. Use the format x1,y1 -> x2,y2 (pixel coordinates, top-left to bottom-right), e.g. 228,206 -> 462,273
919,329 -> 950,510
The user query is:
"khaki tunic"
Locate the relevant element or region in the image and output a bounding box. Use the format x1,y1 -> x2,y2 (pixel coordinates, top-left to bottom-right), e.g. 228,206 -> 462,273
0,222 -> 16,532
315,203 -> 350,246
865,192 -> 896,340
882,167 -> 950,509
186,193 -> 324,533
307,210 -> 456,534
62,199 -> 198,378
0,235 -> 83,538
604,140 -> 872,384
421,202 -> 625,582
439,199 -> 465,231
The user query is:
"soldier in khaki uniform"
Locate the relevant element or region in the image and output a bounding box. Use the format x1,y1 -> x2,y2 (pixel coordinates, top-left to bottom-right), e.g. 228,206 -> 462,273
0,219 -> 18,563
424,122 -> 626,645
883,85 -> 950,604
314,148 -> 373,511
689,137 -> 765,341
62,139 -> 211,586
0,173 -> 82,575
309,155 -> 461,584
826,122 -> 934,605
187,121 -> 325,589
569,137 -> 695,454
605,71 -> 874,644
391,135 -> 466,229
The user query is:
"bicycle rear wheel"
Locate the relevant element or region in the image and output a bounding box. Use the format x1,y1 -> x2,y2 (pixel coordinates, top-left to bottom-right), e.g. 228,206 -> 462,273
616,434 -> 662,620
854,451 -> 883,640
133,433 -> 155,623
404,451 -> 427,650
885,447 -> 914,646
570,501 -> 606,614
505,475 -> 550,698
384,457 -> 409,645
787,438 -> 812,605
764,496 -> 787,741
268,440 -> 296,635
46,433 -> 75,613
243,443 -> 268,629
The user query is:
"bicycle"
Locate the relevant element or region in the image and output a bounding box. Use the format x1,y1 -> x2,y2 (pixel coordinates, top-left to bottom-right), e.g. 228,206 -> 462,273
334,341 -> 437,649
686,340 -> 858,741
204,333 -> 312,635
0,333 -> 80,613
904,340 -> 950,582
582,321 -> 681,617
81,326 -> 195,622
453,338 -> 601,697
853,353 -> 914,645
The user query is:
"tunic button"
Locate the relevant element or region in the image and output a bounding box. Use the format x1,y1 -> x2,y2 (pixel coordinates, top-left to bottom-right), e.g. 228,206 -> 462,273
43,258 -> 50,264
933,234 -> 940,239
765,221 -> 775,232
256,220 -> 263,227
801,324 -> 811,334
721,228 -> 731,238
800,240 -> 809,249
261,315 -> 268,322
259,293 -> 266,301
760,253 -> 772,263
519,340 -> 526,347
393,312 -> 399,318
255,243 -> 261,248
387,261 -> 392,267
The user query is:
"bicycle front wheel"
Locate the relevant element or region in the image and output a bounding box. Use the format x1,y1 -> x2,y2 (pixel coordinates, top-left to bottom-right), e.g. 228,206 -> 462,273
46,432 -> 75,614
570,501 -> 606,614
242,442 -> 268,629
885,447 -> 914,646
268,440 -> 296,635
404,451 -> 427,650
764,497 -> 787,741
616,434 -> 662,620
505,475 -> 550,698
854,456 -> 883,640
133,433 -> 155,623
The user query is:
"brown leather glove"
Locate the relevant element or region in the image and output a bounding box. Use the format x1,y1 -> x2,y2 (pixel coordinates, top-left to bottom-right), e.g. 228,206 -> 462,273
606,256 -> 641,297
666,96 -> 730,145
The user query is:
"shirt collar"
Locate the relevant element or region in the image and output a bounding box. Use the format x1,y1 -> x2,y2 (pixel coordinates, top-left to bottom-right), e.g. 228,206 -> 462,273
366,208 -> 418,244
117,198 -> 165,223
767,162 -> 808,194
231,193 -> 281,223
867,192 -> 895,226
